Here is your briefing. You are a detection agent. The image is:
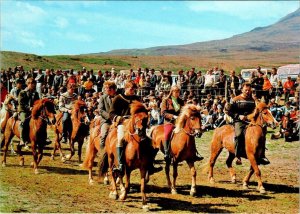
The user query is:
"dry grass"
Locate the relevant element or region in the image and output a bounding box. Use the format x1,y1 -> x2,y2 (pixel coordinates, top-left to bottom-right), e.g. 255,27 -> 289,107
0,127 -> 299,213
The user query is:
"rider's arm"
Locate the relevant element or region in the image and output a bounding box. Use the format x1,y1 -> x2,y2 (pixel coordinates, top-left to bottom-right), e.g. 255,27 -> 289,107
18,91 -> 30,112
99,96 -> 110,120
161,98 -> 176,120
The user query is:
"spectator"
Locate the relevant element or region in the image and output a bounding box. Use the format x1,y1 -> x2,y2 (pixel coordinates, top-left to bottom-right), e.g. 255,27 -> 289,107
283,76 -> 294,103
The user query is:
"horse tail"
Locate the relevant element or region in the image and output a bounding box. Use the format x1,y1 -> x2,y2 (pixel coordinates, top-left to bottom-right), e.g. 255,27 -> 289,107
98,151 -> 108,177
81,136 -> 98,169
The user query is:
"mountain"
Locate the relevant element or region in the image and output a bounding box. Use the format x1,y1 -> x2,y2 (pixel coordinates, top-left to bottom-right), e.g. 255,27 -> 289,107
97,8 -> 300,56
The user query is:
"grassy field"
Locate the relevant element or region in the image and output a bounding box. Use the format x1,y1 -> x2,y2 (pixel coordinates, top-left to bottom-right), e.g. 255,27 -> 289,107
0,126 -> 299,213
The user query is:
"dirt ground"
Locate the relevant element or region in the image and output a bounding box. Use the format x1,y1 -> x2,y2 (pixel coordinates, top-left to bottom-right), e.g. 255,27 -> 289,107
0,127 -> 299,213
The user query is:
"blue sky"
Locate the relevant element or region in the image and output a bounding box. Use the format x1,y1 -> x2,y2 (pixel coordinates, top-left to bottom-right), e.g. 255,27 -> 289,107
1,1 -> 299,55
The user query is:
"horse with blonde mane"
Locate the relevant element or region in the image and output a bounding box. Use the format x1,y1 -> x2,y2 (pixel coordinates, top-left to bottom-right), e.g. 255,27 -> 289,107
208,102 -> 278,193
150,104 -> 202,196
99,101 -> 152,211
81,117 -> 109,185
52,100 -> 90,162
1,94 -> 17,151
2,98 -> 56,174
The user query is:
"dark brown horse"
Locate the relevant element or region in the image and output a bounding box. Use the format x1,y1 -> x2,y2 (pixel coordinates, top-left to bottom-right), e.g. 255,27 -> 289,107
150,104 -> 202,196
81,117 -> 110,185
51,100 -> 89,162
208,102 -> 278,193
99,101 -> 151,211
2,98 -> 56,174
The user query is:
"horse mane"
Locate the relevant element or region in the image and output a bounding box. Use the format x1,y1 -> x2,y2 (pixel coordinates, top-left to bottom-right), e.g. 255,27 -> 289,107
130,101 -> 148,115
174,104 -> 201,133
32,98 -> 51,119
247,102 -> 268,122
71,100 -> 87,118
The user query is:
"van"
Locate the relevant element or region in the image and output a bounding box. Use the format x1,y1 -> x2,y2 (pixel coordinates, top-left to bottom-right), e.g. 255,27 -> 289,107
240,68 -> 272,82
277,64 -> 299,84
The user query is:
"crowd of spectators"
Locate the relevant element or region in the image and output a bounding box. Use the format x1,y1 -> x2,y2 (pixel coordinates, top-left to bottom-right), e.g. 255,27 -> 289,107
1,65 -> 299,130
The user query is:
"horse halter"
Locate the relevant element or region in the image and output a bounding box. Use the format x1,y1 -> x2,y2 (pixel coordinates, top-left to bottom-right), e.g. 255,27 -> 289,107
182,115 -> 201,136
39,104 -> 54,125
128,115 -> 147,137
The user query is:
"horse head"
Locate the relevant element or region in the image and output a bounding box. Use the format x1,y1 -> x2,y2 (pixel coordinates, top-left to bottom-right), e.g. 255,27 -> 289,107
128,101 -> 149,138
249,102 -> 279,129
72,100 -> 90,125
175,104 -> 202,136
32,98 -> 56,125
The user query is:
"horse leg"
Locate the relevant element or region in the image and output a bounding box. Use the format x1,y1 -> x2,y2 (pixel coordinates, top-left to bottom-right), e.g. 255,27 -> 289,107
103,173 -> 109,185
208,147 -> 223,184
165,159 -> 172,189
119,170 -> 129,201
2,133 -> 14,167
247,154 -> 265,194
65,138 -> 75,161
187,161 -> 197,196
242,166 -> 254,190
171,162 -> 178,194
108,158 -> 118,200
226,152 -> 237,183
31,142 -> 39,174
140,168 -> 149,211
77,139 -> 83,163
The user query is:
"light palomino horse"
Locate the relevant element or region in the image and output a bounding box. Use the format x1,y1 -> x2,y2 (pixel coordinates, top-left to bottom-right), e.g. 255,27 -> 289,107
150,104 -> 202,196
81,117 -> 109,185
208,102 -> 278,193
2,98 -> 56,174
0,94 -> 17,153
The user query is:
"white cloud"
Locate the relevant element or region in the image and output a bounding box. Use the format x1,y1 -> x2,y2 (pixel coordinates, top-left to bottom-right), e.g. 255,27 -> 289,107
19,31 -> 45,48
65,32 -> 94,42
54,17 -> 69,29
186,1 -> 299,20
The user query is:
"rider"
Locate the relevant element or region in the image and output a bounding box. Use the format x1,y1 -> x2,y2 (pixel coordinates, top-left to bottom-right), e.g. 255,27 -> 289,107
226,82 -> 270,165
58,83 -> 77,143
98,81 -> 117,149
109,80 -> 162,175
160,85 -> 204,162
18,77 -> 40,147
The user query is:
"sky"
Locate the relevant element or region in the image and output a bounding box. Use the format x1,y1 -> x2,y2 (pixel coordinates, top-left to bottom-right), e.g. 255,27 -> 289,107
1,1 -> 299,56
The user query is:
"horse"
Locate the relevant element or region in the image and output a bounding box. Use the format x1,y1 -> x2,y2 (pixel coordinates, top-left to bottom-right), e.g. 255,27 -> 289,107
208,102 -> 278,193
81,117 -> 109,185
1,94 -> 17,152
1,98 -> 56,174
51,100 -> 90,162
99,101 -> 152,211
150,104 -> 202,196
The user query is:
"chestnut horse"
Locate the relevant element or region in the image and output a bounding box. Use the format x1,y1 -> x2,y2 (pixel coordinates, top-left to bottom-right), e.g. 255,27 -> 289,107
150,104 -> 202,196
51,100 -> 89,162
1,94 -> 17,152
99,101 -> 152,211
208,102 -> 278,193
1,98 -> 56,174
81,117 -> 109,185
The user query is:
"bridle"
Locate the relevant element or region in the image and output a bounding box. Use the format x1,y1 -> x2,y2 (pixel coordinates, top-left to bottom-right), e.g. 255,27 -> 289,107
181,114 -> 202,137
39,103 -> 55,125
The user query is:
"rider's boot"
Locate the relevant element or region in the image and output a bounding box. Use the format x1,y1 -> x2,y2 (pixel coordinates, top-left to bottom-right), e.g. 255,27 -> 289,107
235,137 -> 242,165
258,147 -> 270,165
113,146 -> 124,175
193,149 -> 204,162
163,141 -> 171,162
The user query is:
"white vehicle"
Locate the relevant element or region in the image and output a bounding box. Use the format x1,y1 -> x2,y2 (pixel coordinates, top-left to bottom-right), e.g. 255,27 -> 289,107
240,68 -> 272,82
277,64 -> 299,84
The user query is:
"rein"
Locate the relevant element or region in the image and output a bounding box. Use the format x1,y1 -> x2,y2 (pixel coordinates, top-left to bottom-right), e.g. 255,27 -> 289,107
180,116 -> 200,137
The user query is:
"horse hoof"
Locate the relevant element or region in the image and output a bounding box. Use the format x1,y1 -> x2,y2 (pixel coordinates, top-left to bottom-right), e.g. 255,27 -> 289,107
34,169 -> 39,174
65,154 -> 71,160
231,178 -> 237,184
109,192 -> 118,200
190,190 -> 196,197
50,155 -> 54,161
258,187 -> 266,194
19,160 -> 24,166
2,162 -> 6,167
209,177 -> 215,184
30,162 -> 34,167
89,179 -> 95,185
61,157 -> 67,162
171,189 -> 177,195
103,178 -> 109,185
242,183 -> 249,190
119,192 -> 126,200
142,205 -> 149,212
